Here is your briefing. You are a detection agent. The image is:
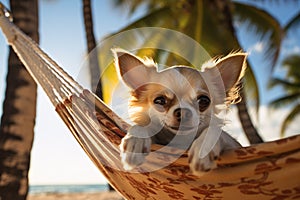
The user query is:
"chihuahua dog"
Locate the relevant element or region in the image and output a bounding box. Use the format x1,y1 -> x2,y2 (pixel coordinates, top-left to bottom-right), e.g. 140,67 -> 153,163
114,49 -> 244,174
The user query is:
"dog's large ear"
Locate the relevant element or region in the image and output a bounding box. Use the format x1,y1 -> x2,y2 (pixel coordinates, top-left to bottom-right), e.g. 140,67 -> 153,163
216,53 -> 247,91
113,49 -> 155,90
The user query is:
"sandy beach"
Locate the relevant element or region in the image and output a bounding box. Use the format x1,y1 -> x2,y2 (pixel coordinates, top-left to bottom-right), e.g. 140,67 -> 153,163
28,191 -> 123,200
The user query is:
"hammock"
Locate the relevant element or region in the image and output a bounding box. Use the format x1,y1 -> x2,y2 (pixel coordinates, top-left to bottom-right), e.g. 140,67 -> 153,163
1,6 -> 300,199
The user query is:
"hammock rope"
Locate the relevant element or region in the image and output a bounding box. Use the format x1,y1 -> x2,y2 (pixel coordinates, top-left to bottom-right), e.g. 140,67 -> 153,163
1,5 -> 300,199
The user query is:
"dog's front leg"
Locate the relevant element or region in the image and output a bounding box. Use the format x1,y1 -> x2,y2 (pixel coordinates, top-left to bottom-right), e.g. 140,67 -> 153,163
188,128 -> 221,174
120,125 -> 152,170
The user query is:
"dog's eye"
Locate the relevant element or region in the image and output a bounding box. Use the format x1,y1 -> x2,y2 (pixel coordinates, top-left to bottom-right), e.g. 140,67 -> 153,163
153,96 -> 167,105
197,95 -> 210,111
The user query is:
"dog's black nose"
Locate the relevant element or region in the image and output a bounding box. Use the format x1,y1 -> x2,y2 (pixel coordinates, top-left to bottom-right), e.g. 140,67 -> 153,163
174,108 -> 192,122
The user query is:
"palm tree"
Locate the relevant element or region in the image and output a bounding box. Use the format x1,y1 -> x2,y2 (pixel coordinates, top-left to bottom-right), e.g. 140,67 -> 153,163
109,0 -> 284,144
268,9 -> 300,137
269,55 -> 300,136
82,0 -> 102,97
0,0 -> 39,199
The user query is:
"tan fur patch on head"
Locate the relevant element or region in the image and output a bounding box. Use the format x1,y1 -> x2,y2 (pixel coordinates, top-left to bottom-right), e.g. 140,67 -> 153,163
129,84 -> 170,126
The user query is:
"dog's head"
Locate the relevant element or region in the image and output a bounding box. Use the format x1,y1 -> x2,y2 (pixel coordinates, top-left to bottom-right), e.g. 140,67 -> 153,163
114,49 -> 246,136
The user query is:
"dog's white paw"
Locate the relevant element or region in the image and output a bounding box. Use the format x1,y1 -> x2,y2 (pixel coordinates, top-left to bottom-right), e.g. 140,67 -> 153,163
188,133 -> 221,174
120,126 -> 152,170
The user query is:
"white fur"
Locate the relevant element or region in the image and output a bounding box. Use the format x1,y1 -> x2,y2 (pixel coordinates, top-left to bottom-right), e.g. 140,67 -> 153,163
115,49 -> 244,173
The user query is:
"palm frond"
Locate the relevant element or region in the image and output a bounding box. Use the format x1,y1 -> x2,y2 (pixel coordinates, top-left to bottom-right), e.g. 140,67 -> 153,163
112,0 -> 147,15
268,77 -> 300,90
107,6 -> 173,37
269,93 -> 300,109
282,54 -> 300,80
284,11 -> 300,33
233,2 -> 283,68
192,0 -> 203,43
280,104 -> 300,137
179,0 -> 206,65
199,1 -> 240,56
164,52 -> 191,67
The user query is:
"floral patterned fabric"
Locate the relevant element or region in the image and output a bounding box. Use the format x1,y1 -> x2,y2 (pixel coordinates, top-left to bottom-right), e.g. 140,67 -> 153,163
56,90 -> 300,200
102,136 -> 300,200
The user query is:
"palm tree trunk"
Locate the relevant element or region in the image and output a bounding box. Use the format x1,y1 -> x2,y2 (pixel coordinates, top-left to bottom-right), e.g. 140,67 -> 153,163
0,0 -> 39,199
237,88 -> 263,144
82,0 -> 102,98
208,0 -> 263,144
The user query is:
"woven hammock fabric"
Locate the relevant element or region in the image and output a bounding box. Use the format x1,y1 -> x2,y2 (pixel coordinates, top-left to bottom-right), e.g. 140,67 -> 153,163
56,91 -> 300,200
1,7 -> 300,199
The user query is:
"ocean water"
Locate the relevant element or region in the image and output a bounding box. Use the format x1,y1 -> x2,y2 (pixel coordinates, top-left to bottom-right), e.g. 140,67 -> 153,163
29,184 -> 108,194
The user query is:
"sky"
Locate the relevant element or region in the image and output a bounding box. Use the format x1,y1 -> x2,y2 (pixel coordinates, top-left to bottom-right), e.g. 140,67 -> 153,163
0,0 -> 299,185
